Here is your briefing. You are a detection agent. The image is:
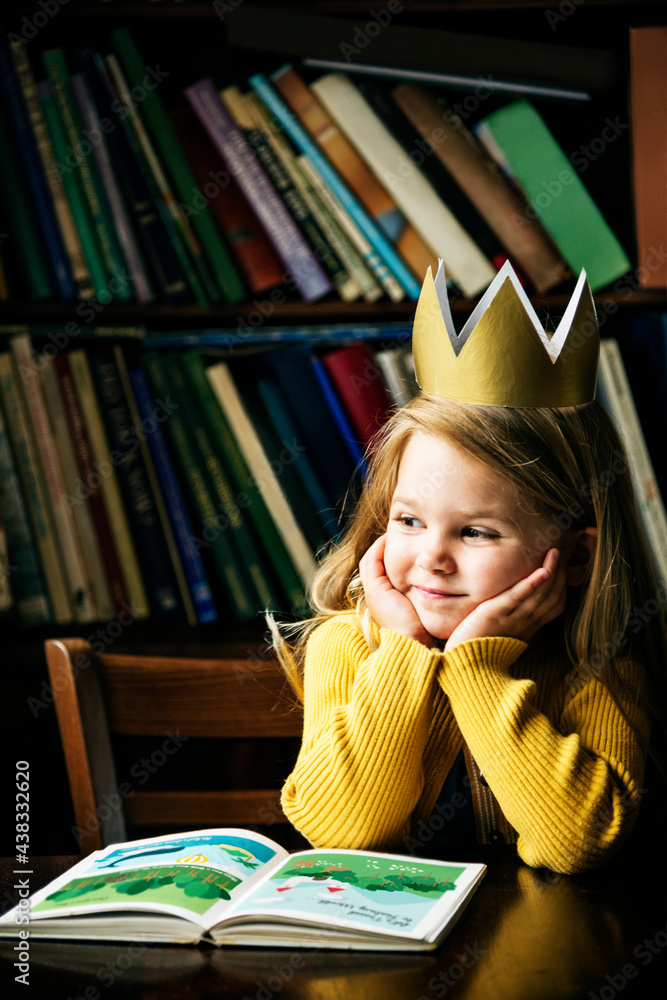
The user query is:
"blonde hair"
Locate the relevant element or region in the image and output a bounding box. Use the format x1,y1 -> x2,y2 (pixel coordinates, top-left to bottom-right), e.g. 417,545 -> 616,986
270,394 -> 667,768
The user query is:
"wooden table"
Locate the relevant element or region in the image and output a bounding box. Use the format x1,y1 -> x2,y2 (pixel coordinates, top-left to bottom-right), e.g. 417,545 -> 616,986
1,848 -> 665,999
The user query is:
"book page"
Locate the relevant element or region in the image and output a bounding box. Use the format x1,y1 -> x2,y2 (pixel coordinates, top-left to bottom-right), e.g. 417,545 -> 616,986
222,849 -> 484,943
19,829 -> 288,931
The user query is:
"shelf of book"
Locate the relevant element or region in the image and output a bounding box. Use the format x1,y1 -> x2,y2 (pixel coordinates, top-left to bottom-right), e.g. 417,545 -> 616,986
0,0 -> 665,619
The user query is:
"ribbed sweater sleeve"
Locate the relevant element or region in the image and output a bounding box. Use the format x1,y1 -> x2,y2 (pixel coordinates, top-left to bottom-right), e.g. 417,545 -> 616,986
438,637 -> 649,874
280,617 -> 442,850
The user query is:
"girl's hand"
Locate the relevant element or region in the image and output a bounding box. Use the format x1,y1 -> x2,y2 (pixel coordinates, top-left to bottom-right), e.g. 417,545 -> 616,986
444,548 -> 567,652
359,535 -> 434,647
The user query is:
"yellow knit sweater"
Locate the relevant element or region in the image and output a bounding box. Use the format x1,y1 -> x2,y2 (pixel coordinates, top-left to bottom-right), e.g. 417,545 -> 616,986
281,615 -> 650,874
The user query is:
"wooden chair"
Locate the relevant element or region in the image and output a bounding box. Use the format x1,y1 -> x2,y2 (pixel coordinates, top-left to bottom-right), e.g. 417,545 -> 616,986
44,637 -> 304,856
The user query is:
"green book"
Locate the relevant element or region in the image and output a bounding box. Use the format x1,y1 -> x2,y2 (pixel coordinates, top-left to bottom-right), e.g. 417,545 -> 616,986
0,96 -> 53,300
143,351 -> 257,621
38,80 -> 108,299
475,100 -> 631,292
42,48 -> 133,302
182,349 -> 306,611
110,27 -> 245,305
164,353 -> 283,612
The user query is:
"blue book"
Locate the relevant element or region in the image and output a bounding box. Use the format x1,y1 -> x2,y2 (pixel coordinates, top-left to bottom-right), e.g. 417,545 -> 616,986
310,355 -> 368,475
129,366 -> 218,625
257,375 -> 340,541
249,71 -> 421,300
0,29 -> 75,300
184,77 -> 332,303
0,402 -> 51,624
263,345 -> 358,504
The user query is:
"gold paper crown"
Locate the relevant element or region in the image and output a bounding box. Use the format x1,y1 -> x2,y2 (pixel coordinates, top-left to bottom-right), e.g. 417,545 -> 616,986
413,260 -> 599,407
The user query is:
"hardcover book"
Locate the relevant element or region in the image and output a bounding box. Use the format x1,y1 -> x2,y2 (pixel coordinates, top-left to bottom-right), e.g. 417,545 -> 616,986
474,100 -> 631,292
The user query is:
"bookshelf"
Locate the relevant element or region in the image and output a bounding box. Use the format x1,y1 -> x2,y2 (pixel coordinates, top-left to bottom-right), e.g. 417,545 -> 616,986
2,0 -> 667,853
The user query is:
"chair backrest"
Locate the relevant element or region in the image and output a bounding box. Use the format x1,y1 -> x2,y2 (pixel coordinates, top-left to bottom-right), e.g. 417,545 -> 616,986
45,637 -> 303,855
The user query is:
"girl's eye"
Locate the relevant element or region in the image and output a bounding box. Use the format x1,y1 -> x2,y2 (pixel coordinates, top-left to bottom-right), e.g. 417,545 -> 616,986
462,527 -> 498,540
397,515 -> 424,529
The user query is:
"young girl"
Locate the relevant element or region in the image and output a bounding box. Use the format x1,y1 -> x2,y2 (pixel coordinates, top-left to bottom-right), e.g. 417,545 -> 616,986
273,270 -> 667,875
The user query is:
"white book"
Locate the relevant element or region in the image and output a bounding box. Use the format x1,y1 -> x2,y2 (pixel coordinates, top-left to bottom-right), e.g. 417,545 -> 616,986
206,362 -> 317,590
597,338 -> 667,585
311,73 -> 496,298
375,345 -> 418,407
10,335 -> 98,622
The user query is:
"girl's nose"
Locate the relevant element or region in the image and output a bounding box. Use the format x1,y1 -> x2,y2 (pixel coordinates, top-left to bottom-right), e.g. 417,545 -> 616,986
416,538 -> 456,573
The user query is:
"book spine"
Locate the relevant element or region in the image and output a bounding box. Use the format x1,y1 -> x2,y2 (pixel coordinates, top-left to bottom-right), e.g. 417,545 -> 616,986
113,344 -> 196,625
629,28 -> 667,289
206,362 -> 316,593
248,71 -> 422,299
85,51 -> 189,303
251,83 -> 404,304
358,78 -> 506,268
0,93 -> 54,301
184,77 -> 331,303
375,345 -> 418,408
257,376 -> 338,541
0,352 -> 72,623
54,351 -> 129,617
597,340 -> 667,586
0,399 -> 51,623
40,353 -> 116,621
38,80 -> 109,300
181,350 -> 305,611
88,350 -> 184,620
297,156 -> 383,303
310,356 -> 367,471
142,351 -> 257,621
245,92 -> 362,303
8,37 -> 94,300
70,72 -> 154,304
310,73 -> 496,298
10,334 -> 98,622
128,366 -> 218,625
0,514 -> 12,614
390,83 -> 569,294
110,27 -> 245,306
224,87 -> 349,300
67,349 -> 149,619
164,353 -> 282,612
104,54 -> 210,309
0,30 -> 75,300
42,47 -> 133,302
168,105 -> 283,296
286,158 -> 365,303
322,342 -> 393,447
272,64 -> 436,283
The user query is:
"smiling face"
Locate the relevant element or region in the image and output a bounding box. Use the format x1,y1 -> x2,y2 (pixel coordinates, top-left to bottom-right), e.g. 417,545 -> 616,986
383,431 -> 558,642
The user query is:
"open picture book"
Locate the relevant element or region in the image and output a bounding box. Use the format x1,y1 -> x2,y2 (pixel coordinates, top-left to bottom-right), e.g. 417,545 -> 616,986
0,828 -> 486,951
